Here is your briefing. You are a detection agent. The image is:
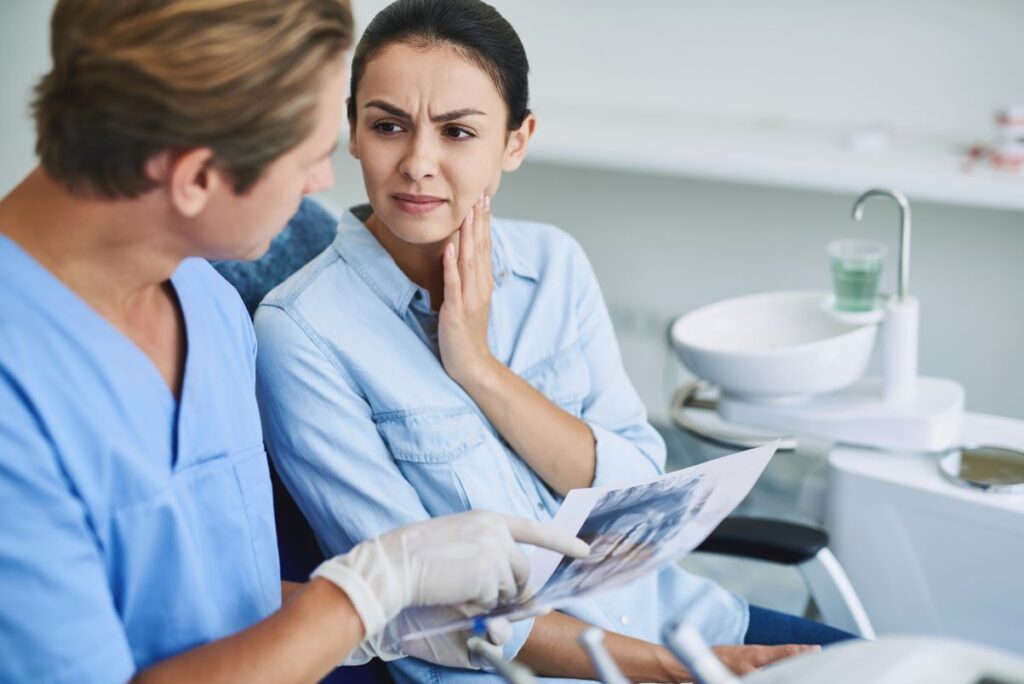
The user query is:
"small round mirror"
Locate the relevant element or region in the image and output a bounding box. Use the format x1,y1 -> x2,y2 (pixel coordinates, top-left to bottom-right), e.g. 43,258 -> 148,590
939,445 -> 1024,494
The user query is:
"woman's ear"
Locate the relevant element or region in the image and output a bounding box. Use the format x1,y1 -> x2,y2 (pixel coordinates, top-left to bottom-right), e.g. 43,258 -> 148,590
347,98 -> 361,160
502,114 -> 536,172
149,147 -> 220,218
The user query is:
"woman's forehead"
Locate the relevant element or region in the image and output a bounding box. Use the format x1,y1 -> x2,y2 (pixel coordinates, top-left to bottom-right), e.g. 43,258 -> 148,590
358,42 -> 503,110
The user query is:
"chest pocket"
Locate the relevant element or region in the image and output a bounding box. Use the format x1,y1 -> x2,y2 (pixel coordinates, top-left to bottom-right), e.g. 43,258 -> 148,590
375,408 -> 534,519
519,343 -> 592,418
106,445 -> 279,666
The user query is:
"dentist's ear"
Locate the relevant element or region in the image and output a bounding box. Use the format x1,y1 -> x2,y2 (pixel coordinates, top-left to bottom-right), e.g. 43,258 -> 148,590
501,114 -> 536,172
347,97 -> 361,160
149,147 -> 220,218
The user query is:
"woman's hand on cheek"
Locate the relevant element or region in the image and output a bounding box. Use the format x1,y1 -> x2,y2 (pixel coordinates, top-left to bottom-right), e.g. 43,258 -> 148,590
439,195 -> 497,387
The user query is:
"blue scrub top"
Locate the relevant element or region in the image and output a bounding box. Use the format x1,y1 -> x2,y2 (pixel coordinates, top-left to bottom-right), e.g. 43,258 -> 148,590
0,236 -> 281,683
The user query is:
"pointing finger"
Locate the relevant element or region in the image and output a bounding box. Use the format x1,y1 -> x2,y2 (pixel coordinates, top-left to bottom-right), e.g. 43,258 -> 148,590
499,514 -> 590,559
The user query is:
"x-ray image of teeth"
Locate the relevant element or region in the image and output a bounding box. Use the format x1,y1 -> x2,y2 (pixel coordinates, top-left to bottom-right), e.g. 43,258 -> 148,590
535,472 -> 712,604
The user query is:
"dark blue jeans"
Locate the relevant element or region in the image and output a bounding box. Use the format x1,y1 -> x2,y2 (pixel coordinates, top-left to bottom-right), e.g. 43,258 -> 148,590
744,604 -> 858,646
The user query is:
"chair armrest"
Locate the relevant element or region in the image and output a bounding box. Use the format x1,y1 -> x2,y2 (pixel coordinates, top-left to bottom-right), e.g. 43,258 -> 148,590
696,516 -> 829,565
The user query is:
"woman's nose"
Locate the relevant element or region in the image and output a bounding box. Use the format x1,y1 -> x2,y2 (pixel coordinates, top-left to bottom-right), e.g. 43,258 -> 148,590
399,133 -> 438,182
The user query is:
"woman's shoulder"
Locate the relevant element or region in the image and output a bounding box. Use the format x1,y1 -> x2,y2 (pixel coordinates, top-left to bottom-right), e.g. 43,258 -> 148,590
490,216 -> 590,275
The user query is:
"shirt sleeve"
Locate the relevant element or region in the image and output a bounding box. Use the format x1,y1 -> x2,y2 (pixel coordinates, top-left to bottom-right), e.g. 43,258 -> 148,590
567,239 -> 668,487
254,305 -> 535,661
0,373 -> 136,684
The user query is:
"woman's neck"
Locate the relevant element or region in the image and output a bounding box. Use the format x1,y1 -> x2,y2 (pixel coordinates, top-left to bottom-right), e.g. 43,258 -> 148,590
364,211 -> 458,311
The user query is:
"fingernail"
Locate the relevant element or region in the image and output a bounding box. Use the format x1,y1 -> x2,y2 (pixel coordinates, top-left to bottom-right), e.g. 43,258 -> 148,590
484,195 -> 491,210
446,243 -> 455,258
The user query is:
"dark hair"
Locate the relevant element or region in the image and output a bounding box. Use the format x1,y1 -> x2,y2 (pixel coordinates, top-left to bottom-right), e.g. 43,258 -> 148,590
348,0 -> 530,130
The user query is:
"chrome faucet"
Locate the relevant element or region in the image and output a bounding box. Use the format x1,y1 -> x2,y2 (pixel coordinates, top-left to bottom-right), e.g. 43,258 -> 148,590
851,187 -> 911,302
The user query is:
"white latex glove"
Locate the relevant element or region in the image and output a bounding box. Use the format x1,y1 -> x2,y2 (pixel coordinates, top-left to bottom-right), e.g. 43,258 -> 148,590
343,606 -> 513,670
312,510 -> 589,639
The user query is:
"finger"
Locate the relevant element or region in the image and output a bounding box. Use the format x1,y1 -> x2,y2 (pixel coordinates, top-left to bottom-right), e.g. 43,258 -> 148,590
442,242 -> 462,309
500,514 -> 590,558
506,544 -> 531,592
753,644 -> 808,667
475,572 -> 499,609
477,195 -> 492,290
458,204 -> 476,278
777,644 -> 818,659
466,636 -> 504,669
479,195 -> 491,250
492,550 -> 520,603
484,618 -> 513,646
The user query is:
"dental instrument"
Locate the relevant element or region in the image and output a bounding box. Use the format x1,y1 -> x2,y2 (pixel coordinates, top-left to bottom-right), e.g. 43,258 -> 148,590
662,620 -> 741,684
578,628 -> 631,684
466,637 -> 539,684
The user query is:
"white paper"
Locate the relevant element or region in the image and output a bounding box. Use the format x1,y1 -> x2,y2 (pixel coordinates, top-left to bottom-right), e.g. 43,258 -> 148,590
401,442 -> 777,642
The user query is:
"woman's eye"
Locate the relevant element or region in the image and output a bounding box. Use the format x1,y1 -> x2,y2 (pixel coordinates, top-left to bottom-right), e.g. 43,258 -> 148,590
372,121 -> 404,134
444,126 -> 475,140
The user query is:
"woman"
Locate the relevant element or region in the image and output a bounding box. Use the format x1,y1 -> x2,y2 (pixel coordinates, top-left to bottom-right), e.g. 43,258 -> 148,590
255,1 -> 851,682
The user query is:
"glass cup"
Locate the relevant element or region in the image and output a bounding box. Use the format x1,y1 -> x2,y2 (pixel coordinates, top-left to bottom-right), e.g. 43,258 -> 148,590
827,239 -> 886,312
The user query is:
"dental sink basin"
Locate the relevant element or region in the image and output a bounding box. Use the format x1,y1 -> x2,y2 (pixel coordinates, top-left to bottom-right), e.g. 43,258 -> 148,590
670,290 -> 878,399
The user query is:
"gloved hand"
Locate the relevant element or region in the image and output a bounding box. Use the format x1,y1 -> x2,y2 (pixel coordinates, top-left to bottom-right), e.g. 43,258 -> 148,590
312,510 -> 589,642
343,605 -> 514,670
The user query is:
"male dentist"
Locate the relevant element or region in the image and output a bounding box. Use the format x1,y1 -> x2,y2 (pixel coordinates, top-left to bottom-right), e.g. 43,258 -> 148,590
0,2 -> 587,683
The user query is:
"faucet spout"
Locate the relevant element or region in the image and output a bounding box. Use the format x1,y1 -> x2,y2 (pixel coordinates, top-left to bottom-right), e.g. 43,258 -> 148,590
851,188 -> 911,301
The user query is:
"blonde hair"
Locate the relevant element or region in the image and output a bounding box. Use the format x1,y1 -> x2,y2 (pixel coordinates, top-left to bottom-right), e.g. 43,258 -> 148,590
34,0 -> 353,198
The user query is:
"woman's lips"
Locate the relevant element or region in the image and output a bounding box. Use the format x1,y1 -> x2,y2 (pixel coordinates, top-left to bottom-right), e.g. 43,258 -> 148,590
391,193 -> 447,215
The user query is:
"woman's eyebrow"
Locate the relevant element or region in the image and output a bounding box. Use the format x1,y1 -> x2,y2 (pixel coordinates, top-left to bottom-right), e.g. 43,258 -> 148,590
364,99 -> 486,123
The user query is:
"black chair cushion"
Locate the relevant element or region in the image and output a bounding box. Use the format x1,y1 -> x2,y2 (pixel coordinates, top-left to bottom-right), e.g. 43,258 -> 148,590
696,516 -> 829,565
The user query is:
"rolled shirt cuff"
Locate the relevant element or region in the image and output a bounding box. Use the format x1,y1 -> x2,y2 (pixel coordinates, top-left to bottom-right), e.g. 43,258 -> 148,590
587,422 -> 663,488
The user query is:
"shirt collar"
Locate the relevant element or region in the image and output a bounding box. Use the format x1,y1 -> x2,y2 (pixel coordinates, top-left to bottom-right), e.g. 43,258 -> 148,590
491,220 -> 539,283
333,205 -> 538,317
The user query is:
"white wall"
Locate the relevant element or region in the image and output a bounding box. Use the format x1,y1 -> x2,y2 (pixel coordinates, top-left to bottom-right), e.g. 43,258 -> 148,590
3,1 -> 1022,421
0,1 -> 52,197
351,0 -> 1024,141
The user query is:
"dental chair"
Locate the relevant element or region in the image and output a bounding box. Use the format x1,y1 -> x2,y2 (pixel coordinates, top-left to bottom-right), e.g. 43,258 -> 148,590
215,197 -> 394,684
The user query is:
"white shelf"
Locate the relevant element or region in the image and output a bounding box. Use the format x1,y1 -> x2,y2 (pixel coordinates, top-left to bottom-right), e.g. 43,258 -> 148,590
528,107 -> 1024,213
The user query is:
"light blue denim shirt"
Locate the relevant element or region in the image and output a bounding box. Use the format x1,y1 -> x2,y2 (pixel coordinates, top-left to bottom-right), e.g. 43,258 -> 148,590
255,206 -> 748,684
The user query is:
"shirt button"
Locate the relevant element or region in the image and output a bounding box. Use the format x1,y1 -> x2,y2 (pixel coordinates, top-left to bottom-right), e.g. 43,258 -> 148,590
414,291 -> 422,299
620,615 -> 631,626
536,502 -> 545,510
